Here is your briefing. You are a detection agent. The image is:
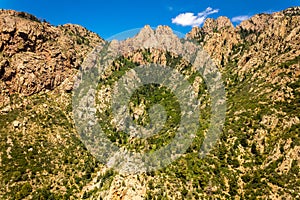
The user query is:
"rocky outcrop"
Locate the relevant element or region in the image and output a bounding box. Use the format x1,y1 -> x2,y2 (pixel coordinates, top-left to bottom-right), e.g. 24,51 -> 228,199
0,10 -> 103,106
187,8 -> 300,75
187,16 -> 240,67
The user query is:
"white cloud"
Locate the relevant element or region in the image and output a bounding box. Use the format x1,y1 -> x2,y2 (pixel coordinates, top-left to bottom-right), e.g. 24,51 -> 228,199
231,15 -> 251,23
172,7 -> 219,27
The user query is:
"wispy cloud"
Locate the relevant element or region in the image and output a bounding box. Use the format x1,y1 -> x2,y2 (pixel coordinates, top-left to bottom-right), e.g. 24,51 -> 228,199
167,6 -> 173,11
231,15 -> 251,23
172,7 -> 219,27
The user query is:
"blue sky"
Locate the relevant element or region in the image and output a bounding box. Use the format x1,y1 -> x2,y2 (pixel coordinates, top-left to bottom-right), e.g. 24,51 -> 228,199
1,0 -> 299,39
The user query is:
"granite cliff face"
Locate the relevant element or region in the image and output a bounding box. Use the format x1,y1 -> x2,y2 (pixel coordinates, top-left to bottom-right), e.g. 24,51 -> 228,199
0,10 -> 103,107
0,7 -> 299,200
187,7 -> 300,71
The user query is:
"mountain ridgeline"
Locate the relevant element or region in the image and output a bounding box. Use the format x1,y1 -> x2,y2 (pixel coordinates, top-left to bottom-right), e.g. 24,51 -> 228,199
0,7 -> 299,199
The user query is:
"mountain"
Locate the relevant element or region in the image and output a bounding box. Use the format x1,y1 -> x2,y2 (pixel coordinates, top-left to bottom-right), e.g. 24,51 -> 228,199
0,10 -> 103,104
0,7 -> 299,199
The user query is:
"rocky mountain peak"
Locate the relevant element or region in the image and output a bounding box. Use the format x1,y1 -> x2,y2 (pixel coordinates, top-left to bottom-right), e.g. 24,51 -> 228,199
283,6 -> 300,16
202,18 -> 216,33
136,25 -> 177,39
124,25 -> 181,53
137,25 -> 154,37
202,16 -> 233,33
186,6 -> 300,69
216,16 -> 234,29
185,26 -> 203,42
0,9 -> 41,23
155,25 -> 174,35
238,13 -> 272,32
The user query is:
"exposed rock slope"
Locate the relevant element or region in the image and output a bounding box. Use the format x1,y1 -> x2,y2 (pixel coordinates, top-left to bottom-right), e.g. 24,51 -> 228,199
0,10 -> 103,107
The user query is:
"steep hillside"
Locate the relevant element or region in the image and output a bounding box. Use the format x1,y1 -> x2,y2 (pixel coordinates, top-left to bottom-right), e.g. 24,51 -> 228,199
0,7 -> 299,200
0,10 -> 104,199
